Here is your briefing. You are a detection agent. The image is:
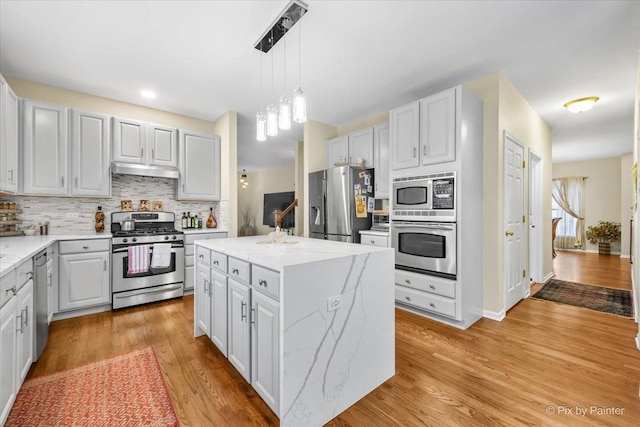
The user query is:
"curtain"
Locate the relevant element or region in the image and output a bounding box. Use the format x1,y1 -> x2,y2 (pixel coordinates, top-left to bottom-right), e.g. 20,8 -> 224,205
551,177 -> 585,249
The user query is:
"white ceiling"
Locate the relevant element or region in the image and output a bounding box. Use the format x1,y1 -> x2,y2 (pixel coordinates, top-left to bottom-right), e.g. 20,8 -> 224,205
1,1 -> 639,170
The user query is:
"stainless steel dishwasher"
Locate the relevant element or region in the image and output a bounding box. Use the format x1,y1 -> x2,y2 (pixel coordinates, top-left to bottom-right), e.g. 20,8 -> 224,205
34,249 -> 48,359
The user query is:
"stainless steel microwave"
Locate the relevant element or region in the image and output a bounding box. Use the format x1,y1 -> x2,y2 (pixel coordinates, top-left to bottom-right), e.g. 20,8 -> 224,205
391,172 -> 456,221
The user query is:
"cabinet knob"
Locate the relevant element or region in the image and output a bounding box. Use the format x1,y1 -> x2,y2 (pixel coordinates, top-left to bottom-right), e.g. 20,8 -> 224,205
83,245 -> 89,249
429,303 -> 436,308
429,284 -> 435,290
258,279 -> 267,287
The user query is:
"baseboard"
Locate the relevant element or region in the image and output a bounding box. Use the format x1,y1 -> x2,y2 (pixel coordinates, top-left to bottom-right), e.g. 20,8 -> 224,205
636,335 -> 640,351
482,308 -> 505,322
620,254 -> 630,259
543,272 -> 555,283
51,304 -> 112,322
557,248 -> 622,255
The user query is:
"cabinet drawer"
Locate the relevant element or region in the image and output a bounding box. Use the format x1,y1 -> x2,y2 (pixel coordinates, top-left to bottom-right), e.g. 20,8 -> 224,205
251,265 -> 280,301
185,254 -> 194,267
0,270 -> 17,308
360,234 -> 388,247
17,259 -> 34,288
185,243 -> 195,256
185,232 -> 227,245
228,257 -> 250,283
196,246 -> 211,265
395,285 -> 456,318
185,265 -> 194,291
210,251 -> 227,273
395,270 -> 455,299
59,239 -> 109,254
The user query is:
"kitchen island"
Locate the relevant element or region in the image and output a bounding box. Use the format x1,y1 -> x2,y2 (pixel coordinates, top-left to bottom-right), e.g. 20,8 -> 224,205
194,236 -> 395,426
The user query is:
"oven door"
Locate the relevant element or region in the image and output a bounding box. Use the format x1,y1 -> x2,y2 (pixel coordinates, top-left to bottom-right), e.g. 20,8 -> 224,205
393,180 -> 432,210
392,221 -> 456,278
112,242 -> 185,293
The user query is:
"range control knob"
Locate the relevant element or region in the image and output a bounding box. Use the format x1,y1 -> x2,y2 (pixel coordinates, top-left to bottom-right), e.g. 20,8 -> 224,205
132,237 -> 137,243
123,238 -> 128,243
164,236 -> 169,241
172,235 -> 177,240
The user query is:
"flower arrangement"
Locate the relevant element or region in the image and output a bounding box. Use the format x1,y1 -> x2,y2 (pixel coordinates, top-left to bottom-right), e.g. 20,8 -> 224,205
585,221 -> 621,244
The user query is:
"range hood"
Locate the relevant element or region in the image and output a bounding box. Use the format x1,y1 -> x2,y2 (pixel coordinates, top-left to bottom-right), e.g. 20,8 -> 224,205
111,162 -> 179,179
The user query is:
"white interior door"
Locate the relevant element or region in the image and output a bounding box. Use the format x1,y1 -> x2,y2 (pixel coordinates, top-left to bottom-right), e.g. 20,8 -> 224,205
504,132 -> 526,311
528,150 -> 543,284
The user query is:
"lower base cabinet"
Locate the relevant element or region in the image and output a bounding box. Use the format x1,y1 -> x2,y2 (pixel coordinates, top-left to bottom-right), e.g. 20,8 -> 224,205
59,251 -> 110,311
210,269 -> 227,355
16,281 -> 34,385
251,291 -> 279,411
227,278 -> 251,382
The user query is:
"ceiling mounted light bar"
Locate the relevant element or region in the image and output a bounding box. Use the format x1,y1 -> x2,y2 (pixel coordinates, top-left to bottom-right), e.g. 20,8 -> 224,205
254,0 -> 308,53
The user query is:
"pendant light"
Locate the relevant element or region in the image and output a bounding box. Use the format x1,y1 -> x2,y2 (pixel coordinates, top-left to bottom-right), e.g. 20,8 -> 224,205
240,170 -> 248,189
256,51 -> 267,141
292,21 -> 306,123
266,31 -> 279,136
278,35 -> 292,130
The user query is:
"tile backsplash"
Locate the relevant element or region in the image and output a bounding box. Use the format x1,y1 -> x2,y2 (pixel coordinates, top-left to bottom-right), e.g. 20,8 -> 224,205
0,175 -> 227,234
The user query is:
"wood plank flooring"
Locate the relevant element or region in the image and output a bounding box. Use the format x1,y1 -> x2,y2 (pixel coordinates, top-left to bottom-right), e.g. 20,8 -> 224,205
552,250 -> 631,290
25,254 -> 639,426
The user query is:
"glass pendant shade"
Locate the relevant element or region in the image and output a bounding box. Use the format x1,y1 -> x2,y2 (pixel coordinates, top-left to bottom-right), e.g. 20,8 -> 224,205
293,86 -> 306,123
266,104 -> 278,136
279,96 -> 292,130
256,112 -> 267,141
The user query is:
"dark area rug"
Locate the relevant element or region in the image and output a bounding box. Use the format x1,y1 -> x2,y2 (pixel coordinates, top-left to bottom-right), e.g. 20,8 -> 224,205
532,279 -> 633,318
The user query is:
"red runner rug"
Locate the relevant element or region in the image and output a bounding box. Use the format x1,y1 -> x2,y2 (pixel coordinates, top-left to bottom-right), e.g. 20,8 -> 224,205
6,346 -> 178,426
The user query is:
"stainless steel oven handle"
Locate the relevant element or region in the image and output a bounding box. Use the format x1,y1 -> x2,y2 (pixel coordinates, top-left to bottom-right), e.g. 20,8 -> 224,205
393,223 -> 454,231
112,246 -> 183,254
114,285 -> 183,298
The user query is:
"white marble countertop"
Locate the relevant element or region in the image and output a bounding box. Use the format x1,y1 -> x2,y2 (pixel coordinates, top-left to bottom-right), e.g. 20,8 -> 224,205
0,233 -> 111,277
359,229 -> 389,236
196,235 -> 392,272
181,228 -> 228,235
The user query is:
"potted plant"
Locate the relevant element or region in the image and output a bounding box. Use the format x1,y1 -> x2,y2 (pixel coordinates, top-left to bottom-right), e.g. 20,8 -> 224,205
585,221 -> 622,255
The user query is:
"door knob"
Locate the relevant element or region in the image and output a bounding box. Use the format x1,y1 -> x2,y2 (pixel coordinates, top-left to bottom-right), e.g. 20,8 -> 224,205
505,230 -> 514,236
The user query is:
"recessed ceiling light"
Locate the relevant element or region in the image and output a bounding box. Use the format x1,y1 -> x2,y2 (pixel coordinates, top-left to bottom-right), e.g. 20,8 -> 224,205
563,96 -> 599,113
140,90 -> 156,100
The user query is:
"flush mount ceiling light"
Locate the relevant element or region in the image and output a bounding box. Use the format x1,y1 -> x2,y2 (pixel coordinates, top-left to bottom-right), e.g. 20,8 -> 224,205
254,0 -> 308,141
563,96 -> 599,113
140,90 -> 156,100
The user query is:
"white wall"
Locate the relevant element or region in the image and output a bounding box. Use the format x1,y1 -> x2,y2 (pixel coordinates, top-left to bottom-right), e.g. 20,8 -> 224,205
621,153 -> 634,257
553,156 -> 625,254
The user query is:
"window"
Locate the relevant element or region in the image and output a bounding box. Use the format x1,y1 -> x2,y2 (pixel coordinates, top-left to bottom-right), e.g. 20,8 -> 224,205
551,198 -> 577,238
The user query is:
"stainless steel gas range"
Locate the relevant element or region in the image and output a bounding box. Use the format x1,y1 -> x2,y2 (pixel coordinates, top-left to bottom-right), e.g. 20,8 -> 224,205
111,212 -> 184,309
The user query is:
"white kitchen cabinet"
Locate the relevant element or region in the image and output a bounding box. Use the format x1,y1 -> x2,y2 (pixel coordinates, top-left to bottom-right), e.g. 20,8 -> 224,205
149,123 -> 178,168
251,290 -> 279,415
71,109 -> 111,197
227,278 -> 250,382
0,297 -> 17,426
195,262 -> 212,337
210,269 -> 228,356
112,117 -> 147,164
348,127 -> 374,168
390,100 -> 420,170
0,74 -> 19,194
420,88 -> 456,165
16,280 -> 34,386
22,99 -> 68,195
59,250 -> 110,311
184,232 -> 228,292
327,135 -> 348,168
47,243 -> 58,324
177,130 -> 221,201
359,230 -> 389,248
373,122 -> 390,198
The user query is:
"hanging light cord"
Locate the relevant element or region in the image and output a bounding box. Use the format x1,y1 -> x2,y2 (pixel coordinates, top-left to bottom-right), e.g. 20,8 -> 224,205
271,30 -> 274,100
283,35 -> 286,91
298,21 -> 301,86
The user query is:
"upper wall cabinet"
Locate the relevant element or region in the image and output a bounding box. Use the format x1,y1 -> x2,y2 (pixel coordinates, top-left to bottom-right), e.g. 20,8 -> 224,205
112,117 -> 178,168
348,127 -> 374,168
177,130 -> 221,201
70,110 -> 111,197
327,135 -> 348,167
391,88 -> 456,171
0,74 -> 19,194
22,100 -> 68,196
373,122 -> 390,199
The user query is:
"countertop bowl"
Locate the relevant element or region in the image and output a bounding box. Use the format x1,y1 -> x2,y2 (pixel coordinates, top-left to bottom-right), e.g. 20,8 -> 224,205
23,227 -> 36,236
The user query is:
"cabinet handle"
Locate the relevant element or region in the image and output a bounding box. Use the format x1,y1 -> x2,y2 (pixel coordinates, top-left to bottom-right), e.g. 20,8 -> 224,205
48,273 -> 53,287
104,260 -> 107,271
8,169 -> 13,182
405,279 -> 411,285
250,308 -> 255,325
370,240 -> 375,244
182,184 -> 185,192
23,306 -> 28,327
258,279 -> 267,287
423,145 -> 428,156
26,271 -> 33,280
232,268 -> 239,275
203,279 -> 208,294
140,147 -> 144,158
429,284 -> 436,290
241,302 -> 247,320
412,147 -> 417,158
375,182 -> 378,191
429,303 -> 435,308
83,245 -> 89,250
16,313 -> 23,334
405,296 -> 411,302
6,286 -> 16,296
61,176 -> 65,187
152,148 -> 155,159
199,254 -> 204,259
75,177 -> 78,188
213,260 -> 219,265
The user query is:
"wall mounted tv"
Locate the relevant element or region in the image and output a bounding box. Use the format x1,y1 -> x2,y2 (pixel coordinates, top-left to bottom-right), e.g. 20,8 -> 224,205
263,191 -> 295,228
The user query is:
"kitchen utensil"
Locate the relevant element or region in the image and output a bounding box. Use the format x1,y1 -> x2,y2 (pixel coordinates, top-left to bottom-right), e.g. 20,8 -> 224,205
120,219 -> 136,231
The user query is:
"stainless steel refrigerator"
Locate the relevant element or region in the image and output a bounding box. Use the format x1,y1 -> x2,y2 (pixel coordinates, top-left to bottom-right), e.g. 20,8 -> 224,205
309,166 -> 374,243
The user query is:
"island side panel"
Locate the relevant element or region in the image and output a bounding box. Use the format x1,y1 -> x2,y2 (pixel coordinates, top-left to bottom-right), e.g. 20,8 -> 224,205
280,249 -> 395,426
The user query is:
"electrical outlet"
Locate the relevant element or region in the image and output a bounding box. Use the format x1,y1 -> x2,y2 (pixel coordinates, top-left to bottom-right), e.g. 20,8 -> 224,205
66,212 -> 79,219
327,295 -> 342,312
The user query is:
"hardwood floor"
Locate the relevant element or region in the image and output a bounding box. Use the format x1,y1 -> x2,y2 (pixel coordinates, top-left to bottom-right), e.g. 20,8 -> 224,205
552,250 -> 631,290
26,257 -> 639,426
